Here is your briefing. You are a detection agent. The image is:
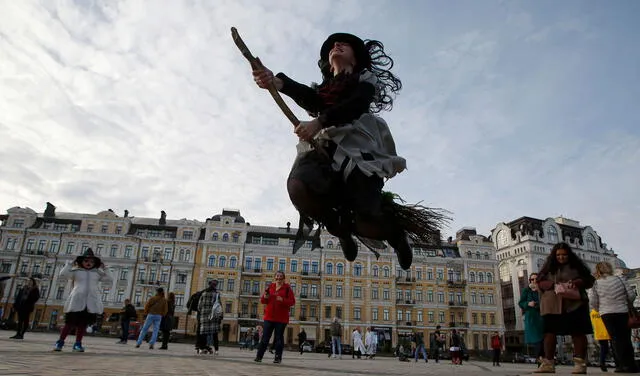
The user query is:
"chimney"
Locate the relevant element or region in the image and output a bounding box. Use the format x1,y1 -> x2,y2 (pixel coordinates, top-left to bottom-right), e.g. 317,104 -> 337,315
44,202 -> 56,218
286,222 -> 291,232
124,209 -> 129,218
159,210 -> 167,226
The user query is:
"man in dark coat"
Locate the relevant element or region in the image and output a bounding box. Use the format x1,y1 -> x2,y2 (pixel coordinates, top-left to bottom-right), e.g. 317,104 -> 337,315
11,278 -> 40,339
117,299 -> 137,344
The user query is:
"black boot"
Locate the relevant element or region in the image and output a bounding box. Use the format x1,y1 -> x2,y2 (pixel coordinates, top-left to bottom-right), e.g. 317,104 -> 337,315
388,229 -> 412,270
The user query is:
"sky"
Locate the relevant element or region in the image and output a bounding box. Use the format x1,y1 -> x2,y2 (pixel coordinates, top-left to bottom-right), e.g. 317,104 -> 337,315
1,1 -> 638,266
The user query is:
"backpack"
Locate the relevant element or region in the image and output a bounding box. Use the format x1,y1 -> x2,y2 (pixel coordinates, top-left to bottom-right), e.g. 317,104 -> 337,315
186,290 -> 203,313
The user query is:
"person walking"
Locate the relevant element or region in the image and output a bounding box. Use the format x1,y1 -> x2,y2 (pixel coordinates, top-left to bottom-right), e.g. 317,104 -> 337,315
329,317 -> 342,359
590,308 -> 617,372
590,261 -> 638,373
53,249 -> 113,352
491,332 -> 502,366
10,277 -> 40,339
135,287 -> 168,350
298,328 -> 307,355
117,299 -> 137,344
352,327 -> 366,359
159,292 -> 176,350
430,325 -> 443,362
197,281 -> 223,355
254,271 -> 295,364
413,330 -> 428,363
519,273 -> 544,366
365,327 -> 377,359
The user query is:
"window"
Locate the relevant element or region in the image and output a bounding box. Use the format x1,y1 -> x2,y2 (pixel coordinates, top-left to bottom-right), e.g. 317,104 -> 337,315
383,266 -> 390,278
371,288 -> 379,300
397,310 -> 403,321
469,272 -> 476,282
586,234 -> 597,250
96,244 -> 104,256
6,238 -> 17,250
110,245 -> 118,257
124,245 -> 133,258
326,240 -> 333,248
471,292 -> 477,304
183,230 -> 193,240
38,240 -> 46,251
448,270 -> 454,281
278,259 -> 286,271
383,289 -> 390,300
26,239 -> 34,251
302,261 -> 309,273
325,285 -> 333,297
472,313 -> 478,324
290,260 -> 297,273
311,284 -> 318,297
437,292 -> 444,303
222,233 -> 229,242
219,256 -> 226,268
383,309 -> 390,321
487,273 -> 493,283
225,302 -> 232,314
372,308 -> 378,321
267,259 -> 274,271
427,269 -> 433,280
87,224 -> 94,233
208,255 -> 216,267
175,294 -> 184,307
488,294 -> 494,305
212,233 -> 219,241
245,257 -> 252,270
56,286 -> 65,300
336,307 -> 342,319
325,306 -> 332,319
353,307 -> 361,321
417,311 -> 423,322
481,313 -> 487,324
439,311 -> 445,323
254,258 -> 262,271
233,233 -> 239,243
353,286 -> 362,299
13,219 -> 24,228
478,273 -> 485,283
325,263 -> 333,275
101,288 -> 109,302
119,270 -> 128,280
336,285 -> 343,298
428,311 -> 434,323
101,225 -> 108,233
436,269 -> 444,280
353,264 -> 362,276
116,225 -> 122,234
227,279 -> 235,292
547,226 -> 559,243
336,263 -> 344,275
311,261 -> 319,274
229,257 -> 237,269
372,266 -> 379,277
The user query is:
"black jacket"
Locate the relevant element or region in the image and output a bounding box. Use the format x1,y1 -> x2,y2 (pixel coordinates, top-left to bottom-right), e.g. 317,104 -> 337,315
14,286 -> 40,313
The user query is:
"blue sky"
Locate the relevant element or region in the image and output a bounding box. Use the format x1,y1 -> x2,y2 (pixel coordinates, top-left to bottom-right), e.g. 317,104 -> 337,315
0,1 -> 638,266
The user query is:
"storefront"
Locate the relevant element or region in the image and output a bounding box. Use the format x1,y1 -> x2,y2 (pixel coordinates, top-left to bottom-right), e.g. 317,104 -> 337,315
371,326 -> 393,352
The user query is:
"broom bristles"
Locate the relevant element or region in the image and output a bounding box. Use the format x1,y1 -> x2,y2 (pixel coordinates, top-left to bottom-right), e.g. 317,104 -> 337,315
382,192 -> 452,245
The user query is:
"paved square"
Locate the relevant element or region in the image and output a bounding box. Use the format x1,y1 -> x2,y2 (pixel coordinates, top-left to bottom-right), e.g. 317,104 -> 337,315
0,332 -> 594,375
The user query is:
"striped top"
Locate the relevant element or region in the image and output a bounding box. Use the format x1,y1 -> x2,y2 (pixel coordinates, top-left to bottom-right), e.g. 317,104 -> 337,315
589,275 -> 636,315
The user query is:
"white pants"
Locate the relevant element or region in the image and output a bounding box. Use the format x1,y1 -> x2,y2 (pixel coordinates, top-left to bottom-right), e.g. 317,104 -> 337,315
353,338 -> 366,355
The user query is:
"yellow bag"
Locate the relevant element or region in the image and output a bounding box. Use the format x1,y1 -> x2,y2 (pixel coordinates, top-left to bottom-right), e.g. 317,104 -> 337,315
590,309 -> 611,341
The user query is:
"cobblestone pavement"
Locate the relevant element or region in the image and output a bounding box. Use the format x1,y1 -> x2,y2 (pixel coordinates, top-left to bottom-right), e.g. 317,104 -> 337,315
0,332 -> 600,376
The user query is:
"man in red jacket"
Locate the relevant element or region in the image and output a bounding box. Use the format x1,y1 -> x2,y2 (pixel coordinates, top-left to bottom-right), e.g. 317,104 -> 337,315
254,271 -> 296,364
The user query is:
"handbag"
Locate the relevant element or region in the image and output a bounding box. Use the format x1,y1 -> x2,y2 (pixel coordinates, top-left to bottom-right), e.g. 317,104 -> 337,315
554,280 -> 581,300
617,277 -> 640,328
209,292 -> 223,321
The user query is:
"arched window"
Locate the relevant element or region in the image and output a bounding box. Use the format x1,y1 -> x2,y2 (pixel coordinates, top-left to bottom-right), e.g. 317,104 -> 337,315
478,272 -> 485,283
219,256 -> 226,268
383,266 -> 390,278
185,250 -> 191,261
325,263 -> 333,275
467,251 -> 472,258
487,273 -> 494,283
336,263 -> 344,275
354,263 -> 362,277
222,233 -> 229,242
475,251 -> 481,259
469,272 -> 476,282
229,257 -> 237,269
327,240 -> 334,249
586,234 -> 597,251
372,265 -> 379,277
232,233 -> 239,243
484,252 -> 490,260
547,226 -> 559,243
212,233 -> 219,241
207,255 -> 216,267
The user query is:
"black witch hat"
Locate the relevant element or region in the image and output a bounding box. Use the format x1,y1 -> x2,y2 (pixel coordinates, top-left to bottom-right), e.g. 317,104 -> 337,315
74,248 -> 102,269
318,32 -> 371,79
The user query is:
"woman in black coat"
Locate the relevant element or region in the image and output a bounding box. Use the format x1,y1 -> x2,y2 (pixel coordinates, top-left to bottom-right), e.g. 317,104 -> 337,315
11,278 -> 40,339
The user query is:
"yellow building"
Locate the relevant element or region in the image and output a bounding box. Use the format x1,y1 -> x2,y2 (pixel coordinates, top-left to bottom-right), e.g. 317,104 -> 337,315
0,205 -> 503,353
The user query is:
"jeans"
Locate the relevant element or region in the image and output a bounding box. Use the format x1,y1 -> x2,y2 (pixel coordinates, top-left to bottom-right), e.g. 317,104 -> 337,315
602,313 -> 638,371
331,336 -> 342,356
120,320 -> 130,342
415,344 -> 427,361
207,333 -> 219,351
137,314 -> 162,346
256,320 -> 286,360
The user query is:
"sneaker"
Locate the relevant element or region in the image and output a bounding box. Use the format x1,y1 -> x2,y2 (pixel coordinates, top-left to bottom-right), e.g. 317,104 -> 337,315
149,344 -> 154,350
339,236 -> 358,261
53,340 -> 64,352
72,342 -> 85,352
214,351 -> 219,356
332,354 -> 337,359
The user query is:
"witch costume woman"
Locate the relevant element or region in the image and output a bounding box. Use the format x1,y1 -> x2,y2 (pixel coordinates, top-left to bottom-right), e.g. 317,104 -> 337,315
252,32 -> 449,269
54,248 -> 113,352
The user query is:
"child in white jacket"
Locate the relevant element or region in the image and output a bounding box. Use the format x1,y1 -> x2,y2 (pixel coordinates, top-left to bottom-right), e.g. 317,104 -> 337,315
54,248 -> 112,352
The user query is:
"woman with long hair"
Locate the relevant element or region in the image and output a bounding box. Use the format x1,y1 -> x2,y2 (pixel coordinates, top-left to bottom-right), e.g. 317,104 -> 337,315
535,242 -> 595,374
590,261 -> 638,373
518,273 -> 544,366
252,32 -> 448,270
159,292 -> 176,350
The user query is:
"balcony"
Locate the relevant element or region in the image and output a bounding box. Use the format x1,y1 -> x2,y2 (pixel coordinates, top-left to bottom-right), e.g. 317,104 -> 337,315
447,280 -> 467,288
137,279 -> 162,286
300,294 -> 320,301
448,322 -> 470,328
396,299 -> 416,305
301,271 -> 321,279
448,301 -> 468,307
396,276 -> 416,285
241,267 -> 262,275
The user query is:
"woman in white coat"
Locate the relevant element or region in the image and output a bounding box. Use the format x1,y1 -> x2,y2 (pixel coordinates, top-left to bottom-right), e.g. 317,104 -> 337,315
53,249 -> 113,352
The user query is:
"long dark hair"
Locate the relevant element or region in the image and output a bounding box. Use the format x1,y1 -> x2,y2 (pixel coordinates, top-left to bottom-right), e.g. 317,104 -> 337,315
539,242 -> 592,278
319,39 -> 402,113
